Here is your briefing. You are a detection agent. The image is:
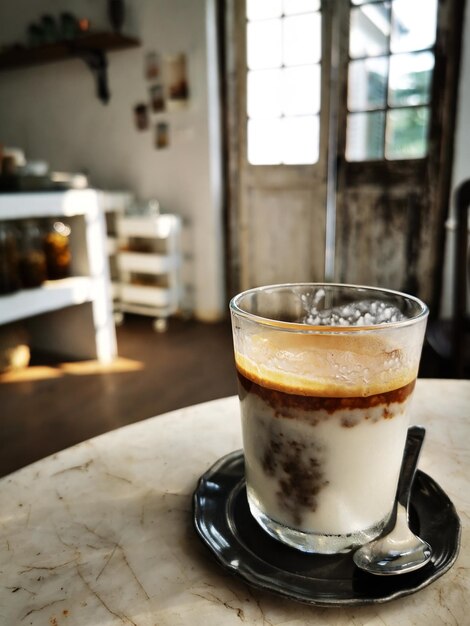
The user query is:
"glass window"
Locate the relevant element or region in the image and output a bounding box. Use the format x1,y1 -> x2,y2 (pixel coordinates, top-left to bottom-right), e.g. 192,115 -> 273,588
386,107 -> 429,159
346,112 -> 385,160
247,69 -> 283,118
247,20 -> 282,69
349,3 -> 391,59
283,13 -> 322,65
282,65 -> 321,115
390,0 -> 438,54
284,0 -> 321,14
246,0 -> 282,21
388,52 -> 434,107
348,57 -> 389,111
346,0 -> 438,161
246,2 -> 322,165
248,119 -> 283,164
282,116 -> 320,164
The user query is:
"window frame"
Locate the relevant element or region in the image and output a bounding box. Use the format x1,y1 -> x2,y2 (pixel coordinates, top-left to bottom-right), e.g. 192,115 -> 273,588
345,0 -> 439,163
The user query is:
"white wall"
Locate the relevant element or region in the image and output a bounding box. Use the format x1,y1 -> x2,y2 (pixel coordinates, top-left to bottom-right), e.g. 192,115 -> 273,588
0,0 -> 225,322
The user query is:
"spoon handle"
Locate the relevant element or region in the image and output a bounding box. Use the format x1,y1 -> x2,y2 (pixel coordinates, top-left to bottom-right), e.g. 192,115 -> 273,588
397,425 -> 426,512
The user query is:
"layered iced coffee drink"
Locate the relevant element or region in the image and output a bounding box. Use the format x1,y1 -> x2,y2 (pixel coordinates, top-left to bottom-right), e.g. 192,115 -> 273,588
230,285 -> 428,553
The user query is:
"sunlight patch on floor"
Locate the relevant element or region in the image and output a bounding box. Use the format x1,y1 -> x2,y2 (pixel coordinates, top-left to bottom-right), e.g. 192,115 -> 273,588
60,357 -> 144,375
0,357 -> 144,383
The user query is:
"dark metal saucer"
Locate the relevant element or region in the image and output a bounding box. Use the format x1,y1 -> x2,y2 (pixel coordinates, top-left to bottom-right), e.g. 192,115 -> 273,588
193,450 -> 461,607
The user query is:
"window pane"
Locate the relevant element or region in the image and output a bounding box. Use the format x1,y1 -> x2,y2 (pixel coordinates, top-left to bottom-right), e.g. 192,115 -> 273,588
283,13 -> 321,65
348,57 -> 388,111
282,65 -> 321,115
388,52 -> 434,107
281,116 -> 319,164
247,69 -> 282,118
346,112 -> 385,160
248,119 -> 282,164
391,0 -> 437,53
283,0 -> 320,14
349,3 -> 391,59
247,20 -> 282,69
246,0 -> 282,21
352,0 -> 386,4
386,107 -> 429,159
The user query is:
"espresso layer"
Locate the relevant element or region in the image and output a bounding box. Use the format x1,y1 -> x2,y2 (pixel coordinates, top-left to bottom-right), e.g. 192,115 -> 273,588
237,368 -> 415,416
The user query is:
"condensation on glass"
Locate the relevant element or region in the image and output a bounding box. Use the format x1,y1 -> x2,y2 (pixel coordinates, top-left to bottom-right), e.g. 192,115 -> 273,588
346,0 -> 438,161
246,0 -> 322,165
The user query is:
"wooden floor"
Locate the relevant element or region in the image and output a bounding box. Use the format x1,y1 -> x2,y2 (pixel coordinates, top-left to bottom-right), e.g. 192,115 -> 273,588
0,315 -> 238,478
0,313 -> 451,478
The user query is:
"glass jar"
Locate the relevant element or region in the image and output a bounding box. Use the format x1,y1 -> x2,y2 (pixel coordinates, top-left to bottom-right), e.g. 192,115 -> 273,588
18,220 -> 47,288
43,220 -> 72,280
0,221 -> 21,295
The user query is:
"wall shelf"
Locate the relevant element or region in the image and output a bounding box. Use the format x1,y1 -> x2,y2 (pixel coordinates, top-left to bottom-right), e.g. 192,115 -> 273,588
0,32 -> 140,103
0,32 -> 140,71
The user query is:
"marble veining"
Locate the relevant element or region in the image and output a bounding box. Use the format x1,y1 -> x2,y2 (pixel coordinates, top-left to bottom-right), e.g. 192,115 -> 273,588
0,380 -> 468,625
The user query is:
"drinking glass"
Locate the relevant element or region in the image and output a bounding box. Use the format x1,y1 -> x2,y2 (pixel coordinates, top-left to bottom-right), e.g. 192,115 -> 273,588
230,283 -> 428,554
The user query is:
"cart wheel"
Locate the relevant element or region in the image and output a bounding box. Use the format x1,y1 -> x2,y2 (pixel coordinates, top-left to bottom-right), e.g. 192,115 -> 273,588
114,311 -> 124,326
153,318 -> 168,333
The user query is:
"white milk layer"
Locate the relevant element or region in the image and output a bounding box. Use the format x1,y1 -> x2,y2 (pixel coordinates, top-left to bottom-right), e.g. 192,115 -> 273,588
241,392 -> 411,535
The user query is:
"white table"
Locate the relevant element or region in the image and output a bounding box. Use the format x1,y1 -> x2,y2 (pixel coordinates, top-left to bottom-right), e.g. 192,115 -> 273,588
0,379 -> 468,625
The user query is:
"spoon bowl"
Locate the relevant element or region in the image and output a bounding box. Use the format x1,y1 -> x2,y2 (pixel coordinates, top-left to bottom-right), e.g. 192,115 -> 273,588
353,426 -> 433,576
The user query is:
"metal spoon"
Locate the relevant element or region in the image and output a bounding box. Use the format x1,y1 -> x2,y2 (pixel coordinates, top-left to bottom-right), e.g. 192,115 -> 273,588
353,425 -> 432,575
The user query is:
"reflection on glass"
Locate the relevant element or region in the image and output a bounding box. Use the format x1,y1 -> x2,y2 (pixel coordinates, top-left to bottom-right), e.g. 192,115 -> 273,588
283,0 -> 321,14
348,57 -> 388,111
346,111 -> 385,161
386,107 -> 429,159
388,52 -> 434,107
282,65 -> 321,115
281,116 -> 319,164
247,70 -> 282,118
246,0 -> 282,21
247,20 -> 282,69
391,0 -> 437,53
248,119 -> 282,164
283,13 -> 321,65
349,3 -> 391,59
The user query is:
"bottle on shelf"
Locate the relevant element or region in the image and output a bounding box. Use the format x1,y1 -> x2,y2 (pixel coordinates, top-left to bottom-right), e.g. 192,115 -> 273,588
0,222 -> 21,295
17,220 -> 47,288
43,219 -> 72,280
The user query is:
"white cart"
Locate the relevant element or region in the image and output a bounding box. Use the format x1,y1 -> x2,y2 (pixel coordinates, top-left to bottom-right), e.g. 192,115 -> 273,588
114,214 -> 182,332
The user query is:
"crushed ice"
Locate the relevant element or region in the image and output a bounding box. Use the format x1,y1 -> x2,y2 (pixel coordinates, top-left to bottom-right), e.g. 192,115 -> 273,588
301,296 -> 406,326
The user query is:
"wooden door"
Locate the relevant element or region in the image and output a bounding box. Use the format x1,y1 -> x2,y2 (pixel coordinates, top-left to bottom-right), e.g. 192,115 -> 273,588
334,0 -> 465,311
223,0 -> 464,312
224,0 -> 331,291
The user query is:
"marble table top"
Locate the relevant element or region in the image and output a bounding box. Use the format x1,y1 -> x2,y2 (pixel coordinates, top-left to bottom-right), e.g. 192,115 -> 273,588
0,379 -> 468,625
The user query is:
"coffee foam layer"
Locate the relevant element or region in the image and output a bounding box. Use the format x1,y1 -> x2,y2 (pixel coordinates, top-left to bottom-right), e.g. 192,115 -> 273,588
235,331 -> 416,397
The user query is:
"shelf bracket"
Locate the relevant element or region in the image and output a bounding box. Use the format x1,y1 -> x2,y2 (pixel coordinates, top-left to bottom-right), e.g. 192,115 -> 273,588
75,49 -> 110,104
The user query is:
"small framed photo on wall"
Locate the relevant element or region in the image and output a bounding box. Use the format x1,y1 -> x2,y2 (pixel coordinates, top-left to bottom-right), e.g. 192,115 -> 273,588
165,53 -> 189,110
150,84 -> 165,113
134,103 -> 149,131
155,121 -> 169,149
145,51 -> 160,80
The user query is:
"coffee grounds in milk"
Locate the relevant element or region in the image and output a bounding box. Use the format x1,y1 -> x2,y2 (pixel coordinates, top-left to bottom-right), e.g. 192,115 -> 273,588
238,368 -> 415,526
